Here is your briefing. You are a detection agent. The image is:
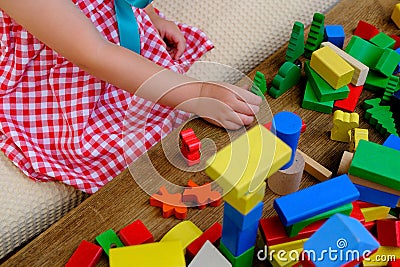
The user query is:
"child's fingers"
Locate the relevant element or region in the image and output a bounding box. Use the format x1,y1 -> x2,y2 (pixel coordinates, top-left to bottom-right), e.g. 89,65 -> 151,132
235,89 -> 262,106
172,35 -> 186,59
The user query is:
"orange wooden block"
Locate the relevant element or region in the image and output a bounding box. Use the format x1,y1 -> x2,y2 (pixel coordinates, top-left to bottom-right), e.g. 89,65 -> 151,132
182,180 -> 222,209
149,186 -> 187,220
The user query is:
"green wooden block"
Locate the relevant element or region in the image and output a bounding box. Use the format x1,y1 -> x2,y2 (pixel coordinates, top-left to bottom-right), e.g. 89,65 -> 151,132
219,242 -> 254,267
304,13 -> 325,58
382,75 -> 399,104
95,229 -> 124,256
365,70 -> 389,92
375,48 -> 400,77
363,98 -> 398,138
285,203 -> 353,237
269,61 -> 301,99
251,71 -> 267,98
349,140 -> 400,190
286,21 -> 305,63
304,61 -> 350,102
302,81 -> 334,114
345,36 -> 383,69
370,32 -> 396,49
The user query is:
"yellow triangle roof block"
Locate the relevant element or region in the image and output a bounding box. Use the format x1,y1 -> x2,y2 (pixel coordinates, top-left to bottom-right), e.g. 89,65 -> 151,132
205,124 -> 292,198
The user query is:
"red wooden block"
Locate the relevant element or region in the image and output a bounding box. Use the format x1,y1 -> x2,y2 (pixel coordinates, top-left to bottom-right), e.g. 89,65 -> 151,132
391,34 -> 400,49
263,122 -> 272,131
182,180 -> 222,209
181,136 -> 201,154
350,201 -> 365,224
149,186 -> 187,220
65,240 -> 103,267
377,219 -> 400,247
259,216 -> 321,247
355,200 -> 378,209
186,222 -> 223,259
334,84 -> 363,113
180,128 -> 196,141
353,20 -> 380,40
298,252 -> 316,267
388,259 -> 400,267
119,220 -> 154,246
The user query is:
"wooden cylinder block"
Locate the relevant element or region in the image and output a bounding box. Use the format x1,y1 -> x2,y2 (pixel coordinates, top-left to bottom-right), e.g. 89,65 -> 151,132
268,151 -> 305,195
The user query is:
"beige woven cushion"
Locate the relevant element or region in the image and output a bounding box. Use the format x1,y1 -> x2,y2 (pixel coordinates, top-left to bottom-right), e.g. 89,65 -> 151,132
154,0 -> 339,78
0,0 -> 339,260
0,151 -> 87,259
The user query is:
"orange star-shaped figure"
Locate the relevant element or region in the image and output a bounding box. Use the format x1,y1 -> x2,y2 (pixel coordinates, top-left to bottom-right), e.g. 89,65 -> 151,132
149,186 -> 187,220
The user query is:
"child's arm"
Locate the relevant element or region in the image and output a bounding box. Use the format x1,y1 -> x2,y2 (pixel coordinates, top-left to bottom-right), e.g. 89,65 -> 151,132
0,0 -> 262,130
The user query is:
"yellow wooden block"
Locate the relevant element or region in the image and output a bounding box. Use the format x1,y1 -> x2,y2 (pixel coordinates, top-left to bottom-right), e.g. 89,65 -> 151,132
362,246 -> 400,266
310,46 -> 355,89
160,221 -> 202,251
330,110 -> 359,143
349,128 -> 369,152
205,124 -> 292,199
321,42 -> 369,86
109,241 -> 185,267
361,206 -> 391,222
270,248 -> 303,267
223,182 -> 266,215
392,3 -> 400,28
269,238 -> 308,252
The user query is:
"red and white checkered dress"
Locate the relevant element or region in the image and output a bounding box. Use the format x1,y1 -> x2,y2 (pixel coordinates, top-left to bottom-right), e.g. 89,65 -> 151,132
0,0 -> 213,193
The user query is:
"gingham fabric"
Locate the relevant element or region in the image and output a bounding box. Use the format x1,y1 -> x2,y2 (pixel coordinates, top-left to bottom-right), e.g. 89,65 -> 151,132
0,0 -> 213,193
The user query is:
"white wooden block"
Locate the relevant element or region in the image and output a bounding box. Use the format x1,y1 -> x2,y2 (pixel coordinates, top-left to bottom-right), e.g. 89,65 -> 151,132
321,41 -> 369,86
188,241 -> 232,267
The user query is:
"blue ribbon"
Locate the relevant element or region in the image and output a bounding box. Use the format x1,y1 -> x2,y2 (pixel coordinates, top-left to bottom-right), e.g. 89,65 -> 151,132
114,0 -> 152,54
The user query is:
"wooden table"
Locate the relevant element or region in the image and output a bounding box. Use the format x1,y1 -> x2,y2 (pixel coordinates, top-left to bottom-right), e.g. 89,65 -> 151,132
2,0 -> 399,266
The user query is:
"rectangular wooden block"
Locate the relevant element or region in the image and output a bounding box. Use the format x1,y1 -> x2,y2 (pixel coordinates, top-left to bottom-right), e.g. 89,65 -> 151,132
302,81 -> 334,114
363,246 -> 400,266
361,205 -> 391,222
334,84 -> 363,113
221,216 -> 258,257
224,201 -> 263,230
321,41 -> 369,86
219,242 -> 254,267
355,183 -> 400,208
273,174 -> 359,226
304,60 -> 350,102
297,149 -> 332,181
206,124 -> 291,199
223,182 -> 266,215
109,241 -> 185,267
384,134 -> 400,151
259,216 -> 319,247
310,46 -> 355,89
285,203 -> 353,237
349,140 -> 400,190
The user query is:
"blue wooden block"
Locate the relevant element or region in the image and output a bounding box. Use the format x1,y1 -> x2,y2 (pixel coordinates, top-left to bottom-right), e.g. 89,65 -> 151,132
273,174 -> 359,226
221,216 -> 258,257
224,201 -> 263,230
355,184 -> 399,208
383,134 -> 400,151
395,48 -> 400,74
324,25 -> 345,49
271,111 -> 302,169
303,214 -> 380,267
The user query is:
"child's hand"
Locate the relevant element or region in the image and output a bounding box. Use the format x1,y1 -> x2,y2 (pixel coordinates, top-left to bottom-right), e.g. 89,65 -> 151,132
194,82 -> 263,130
146,6 -> 186,60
